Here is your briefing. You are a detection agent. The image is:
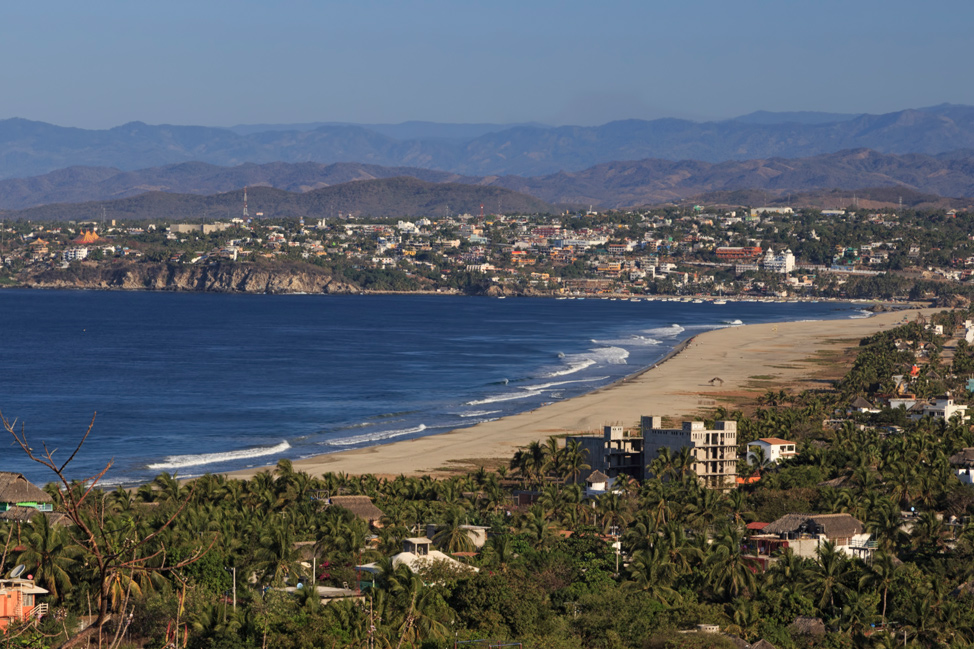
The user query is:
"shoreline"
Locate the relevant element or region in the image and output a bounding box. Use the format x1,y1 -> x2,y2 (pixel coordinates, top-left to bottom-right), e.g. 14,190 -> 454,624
1,280 -> 924,308
223,307 -> 933,481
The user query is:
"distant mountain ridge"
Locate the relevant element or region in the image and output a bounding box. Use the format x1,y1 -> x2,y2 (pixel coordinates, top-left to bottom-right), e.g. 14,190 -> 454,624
0,176 -> 557,222
3,104 -> 974,179
3,149 -> 974,214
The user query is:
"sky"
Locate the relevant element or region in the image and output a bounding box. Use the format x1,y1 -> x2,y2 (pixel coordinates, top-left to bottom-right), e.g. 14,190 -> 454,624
1,0 -> 972,129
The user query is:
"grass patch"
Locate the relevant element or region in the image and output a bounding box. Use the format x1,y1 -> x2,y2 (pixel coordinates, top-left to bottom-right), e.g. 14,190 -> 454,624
749,374 -> 777,380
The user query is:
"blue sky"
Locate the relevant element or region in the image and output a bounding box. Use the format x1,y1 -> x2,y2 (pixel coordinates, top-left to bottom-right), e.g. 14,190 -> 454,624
1,0 -> 971,129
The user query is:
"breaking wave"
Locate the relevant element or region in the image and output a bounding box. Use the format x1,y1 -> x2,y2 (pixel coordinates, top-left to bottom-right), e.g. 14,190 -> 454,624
147,441 -> 292,470
325,424 -> 427,447
465,391 -> 544,406
458,410 -> 503,418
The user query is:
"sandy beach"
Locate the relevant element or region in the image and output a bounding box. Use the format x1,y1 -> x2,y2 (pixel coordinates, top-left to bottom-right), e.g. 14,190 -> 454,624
225,308 -> 931,480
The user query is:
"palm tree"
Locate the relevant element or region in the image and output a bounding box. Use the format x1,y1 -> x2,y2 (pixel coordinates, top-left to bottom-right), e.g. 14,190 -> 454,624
859,551 -> 897,625
625,545 -> 681,603
703,527 -> 756,601
560,438 -> 590,484
805,541 -> 850,617
16,514 -> 80,601
254,518 -> 302,585
520,504 -> 554,550
431,507 -> 475,554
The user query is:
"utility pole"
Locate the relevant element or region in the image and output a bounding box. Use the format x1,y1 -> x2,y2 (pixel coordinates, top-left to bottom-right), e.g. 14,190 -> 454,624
225,566 -> 236,611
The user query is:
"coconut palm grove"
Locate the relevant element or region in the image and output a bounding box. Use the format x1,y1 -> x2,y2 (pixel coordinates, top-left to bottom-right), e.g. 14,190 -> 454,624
7,311 -> 974,648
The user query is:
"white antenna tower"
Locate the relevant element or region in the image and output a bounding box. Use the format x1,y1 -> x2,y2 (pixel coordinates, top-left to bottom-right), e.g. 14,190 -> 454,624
243,187 -> 249,219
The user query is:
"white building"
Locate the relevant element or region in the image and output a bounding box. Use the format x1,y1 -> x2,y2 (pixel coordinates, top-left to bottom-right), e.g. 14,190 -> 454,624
355,537 -> 477,580
63,247 -> 89,261
750,513 -> 873,559
746,438 -> 798,465
909,396 -> 969,422
763,249 -> 796,273
949,448 -> 974,485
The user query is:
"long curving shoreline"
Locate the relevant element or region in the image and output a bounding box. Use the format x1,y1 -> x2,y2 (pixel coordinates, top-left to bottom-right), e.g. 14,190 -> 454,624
224,308 -> 932,480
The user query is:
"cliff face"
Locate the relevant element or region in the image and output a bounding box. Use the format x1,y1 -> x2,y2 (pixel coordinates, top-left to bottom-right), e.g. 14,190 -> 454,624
21,261 -> 360,294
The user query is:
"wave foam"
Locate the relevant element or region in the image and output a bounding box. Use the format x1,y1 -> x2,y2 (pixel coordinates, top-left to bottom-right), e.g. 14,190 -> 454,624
147,441 -> 292,470
641,324 -> 685,337
466,391 -> 543,406
544,358 -> 597,378
458,409 -> 502,418
593,335 -> 662,347
325,424 -> 427,447
522,376 -> 609,391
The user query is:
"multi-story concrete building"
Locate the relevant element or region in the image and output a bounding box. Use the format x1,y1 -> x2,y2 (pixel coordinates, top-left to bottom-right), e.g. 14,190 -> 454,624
641,416 -> 737,489
763,249 -> 796,273
567,417 -> 738,490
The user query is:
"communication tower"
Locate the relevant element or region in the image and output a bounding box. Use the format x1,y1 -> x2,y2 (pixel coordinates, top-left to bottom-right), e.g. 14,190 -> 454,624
243,187 -> 249,219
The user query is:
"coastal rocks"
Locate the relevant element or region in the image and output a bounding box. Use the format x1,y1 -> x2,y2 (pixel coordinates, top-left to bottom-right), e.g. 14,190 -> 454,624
935,294 -> 971,308
20,261 -> 359,295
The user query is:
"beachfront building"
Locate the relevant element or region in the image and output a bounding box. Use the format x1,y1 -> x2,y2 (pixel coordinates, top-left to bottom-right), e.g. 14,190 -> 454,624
746,438 -> 798,466
716,246 -> 762,261
569,425 -> 645,484
566,418 -> 738,490
763,249 -> 796,274
641,417 -> 738,489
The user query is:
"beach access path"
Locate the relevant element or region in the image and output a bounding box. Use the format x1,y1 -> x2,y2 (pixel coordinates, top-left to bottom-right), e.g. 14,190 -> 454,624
226,308 -> 934,480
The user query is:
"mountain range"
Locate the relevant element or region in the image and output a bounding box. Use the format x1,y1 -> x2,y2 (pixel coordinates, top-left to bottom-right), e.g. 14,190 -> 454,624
2,148 -> 973,216
0,177 -> 557,222
3,104 -> 974,180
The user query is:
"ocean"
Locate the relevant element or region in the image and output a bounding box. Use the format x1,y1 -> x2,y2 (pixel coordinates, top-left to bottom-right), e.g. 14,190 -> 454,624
0,290 -> 869,486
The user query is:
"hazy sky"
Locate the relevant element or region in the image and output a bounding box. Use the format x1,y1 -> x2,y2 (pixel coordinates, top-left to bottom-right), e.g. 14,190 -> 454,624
2,0 -> 971,129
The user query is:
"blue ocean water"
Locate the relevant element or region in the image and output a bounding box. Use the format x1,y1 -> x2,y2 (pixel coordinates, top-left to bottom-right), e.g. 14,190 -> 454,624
0,290 -> 869,486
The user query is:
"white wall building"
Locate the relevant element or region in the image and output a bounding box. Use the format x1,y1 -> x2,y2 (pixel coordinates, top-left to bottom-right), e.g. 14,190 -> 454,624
746,438 -> 798,465
763,249 -> 796,273
63,247 -> 89,261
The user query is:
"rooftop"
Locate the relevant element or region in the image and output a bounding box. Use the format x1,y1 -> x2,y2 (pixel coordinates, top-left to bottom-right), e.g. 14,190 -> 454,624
0,472 -> 53,505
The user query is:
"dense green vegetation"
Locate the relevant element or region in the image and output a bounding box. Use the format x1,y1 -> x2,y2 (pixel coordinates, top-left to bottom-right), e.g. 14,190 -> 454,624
6,313 -> 974,648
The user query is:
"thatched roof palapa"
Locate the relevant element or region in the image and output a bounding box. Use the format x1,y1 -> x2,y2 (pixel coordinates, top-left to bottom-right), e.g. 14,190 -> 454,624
761,513 -> 863,539
327,496 -> 384,525
949,448 -> 974,468
0,472 -> 53,504
586,470 -> 611,483
789,616 -> 826,636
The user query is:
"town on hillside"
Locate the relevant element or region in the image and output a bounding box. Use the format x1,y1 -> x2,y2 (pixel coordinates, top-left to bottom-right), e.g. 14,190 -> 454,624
2,204 -> 974,302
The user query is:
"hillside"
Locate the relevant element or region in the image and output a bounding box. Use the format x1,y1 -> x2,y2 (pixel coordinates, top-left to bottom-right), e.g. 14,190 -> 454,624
5,149 -> 974,213
0,176 -> 558,221
2,104 -> 974,178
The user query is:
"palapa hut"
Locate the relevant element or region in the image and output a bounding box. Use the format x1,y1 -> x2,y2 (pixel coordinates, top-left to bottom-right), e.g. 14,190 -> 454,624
325,496 -> 385,528
788,616 -> 826,637
0,472 -> 56,523
750,640 -> 777,649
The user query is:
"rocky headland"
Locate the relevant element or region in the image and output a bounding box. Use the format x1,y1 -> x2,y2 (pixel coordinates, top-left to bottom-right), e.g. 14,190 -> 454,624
18,260 -> 361,294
